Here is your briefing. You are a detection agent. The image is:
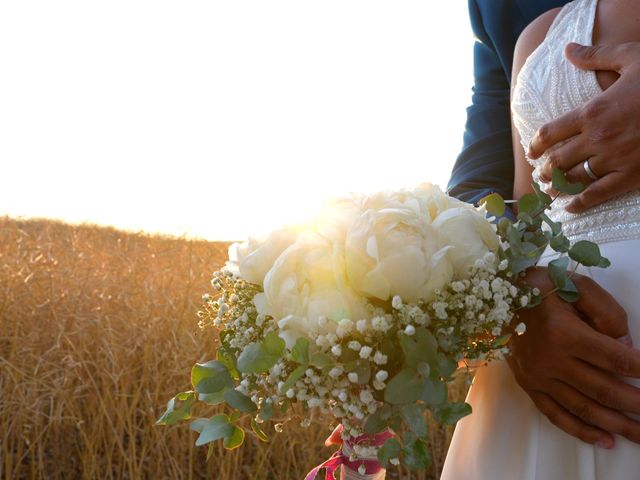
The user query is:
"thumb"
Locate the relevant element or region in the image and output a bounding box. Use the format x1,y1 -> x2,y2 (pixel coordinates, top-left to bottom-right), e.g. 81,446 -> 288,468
565,42 -> 631,72
572,274 -> 633,347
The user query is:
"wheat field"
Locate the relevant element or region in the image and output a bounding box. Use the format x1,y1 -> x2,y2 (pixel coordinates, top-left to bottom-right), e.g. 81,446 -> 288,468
0,216 -> 465,479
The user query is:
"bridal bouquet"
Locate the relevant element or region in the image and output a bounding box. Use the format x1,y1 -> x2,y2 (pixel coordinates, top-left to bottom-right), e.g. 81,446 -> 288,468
158,176 -> 609,478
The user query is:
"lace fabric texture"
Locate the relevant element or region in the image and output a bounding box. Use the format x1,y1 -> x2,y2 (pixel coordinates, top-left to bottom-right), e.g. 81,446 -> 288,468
511,0 -> 640,244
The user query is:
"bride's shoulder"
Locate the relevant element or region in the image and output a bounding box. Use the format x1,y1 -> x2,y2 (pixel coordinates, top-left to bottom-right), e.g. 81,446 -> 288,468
512,8 -> 563,85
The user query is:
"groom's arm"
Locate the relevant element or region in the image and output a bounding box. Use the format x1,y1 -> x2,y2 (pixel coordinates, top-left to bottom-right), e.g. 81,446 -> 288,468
447,0 -> 514,213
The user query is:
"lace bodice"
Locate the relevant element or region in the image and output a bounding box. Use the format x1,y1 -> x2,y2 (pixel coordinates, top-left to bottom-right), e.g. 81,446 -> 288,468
511,0 -> 640,244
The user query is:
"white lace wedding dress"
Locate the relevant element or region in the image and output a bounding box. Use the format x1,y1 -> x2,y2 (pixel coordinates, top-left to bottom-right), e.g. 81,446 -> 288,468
442,0 -> 640,478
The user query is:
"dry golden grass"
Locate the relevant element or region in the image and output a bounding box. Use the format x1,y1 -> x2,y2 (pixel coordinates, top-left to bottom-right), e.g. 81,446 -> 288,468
0,216 -> 467,479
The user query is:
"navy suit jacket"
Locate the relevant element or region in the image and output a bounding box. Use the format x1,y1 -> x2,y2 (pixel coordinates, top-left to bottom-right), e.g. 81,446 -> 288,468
447,0 -> 569,206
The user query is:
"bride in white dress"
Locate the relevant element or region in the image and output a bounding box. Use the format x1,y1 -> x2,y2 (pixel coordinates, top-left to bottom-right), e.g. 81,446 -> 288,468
442,0 -> 640,478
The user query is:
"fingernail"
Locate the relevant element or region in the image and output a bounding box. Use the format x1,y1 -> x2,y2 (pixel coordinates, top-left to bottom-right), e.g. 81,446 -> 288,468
596,437 -> 615,450
617,334 -> 634,348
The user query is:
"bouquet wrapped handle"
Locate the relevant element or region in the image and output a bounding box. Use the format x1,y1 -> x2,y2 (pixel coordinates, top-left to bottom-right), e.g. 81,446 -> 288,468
305,425 -> 393,480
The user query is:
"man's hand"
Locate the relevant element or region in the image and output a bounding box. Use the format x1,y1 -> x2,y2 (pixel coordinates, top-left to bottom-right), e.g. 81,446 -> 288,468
528,42 -> 640,214
507,268 -> 640,448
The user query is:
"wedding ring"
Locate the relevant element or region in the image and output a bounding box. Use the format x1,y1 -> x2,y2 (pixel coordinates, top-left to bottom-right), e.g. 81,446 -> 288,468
583,159 -> 599,180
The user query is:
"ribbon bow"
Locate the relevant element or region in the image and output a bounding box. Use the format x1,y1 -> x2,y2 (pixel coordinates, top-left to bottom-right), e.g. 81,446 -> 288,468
304,424 -> 393,480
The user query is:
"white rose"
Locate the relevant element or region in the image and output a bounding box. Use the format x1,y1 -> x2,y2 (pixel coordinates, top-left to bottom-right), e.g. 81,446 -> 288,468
344,191 -> 453,303
432,206 -> 499,277
224,227 -> 298,285
255,232 -> 369,348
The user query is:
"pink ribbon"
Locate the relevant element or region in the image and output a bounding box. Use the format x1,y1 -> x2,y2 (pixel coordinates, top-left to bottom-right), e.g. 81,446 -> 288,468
304,425 -> 394,480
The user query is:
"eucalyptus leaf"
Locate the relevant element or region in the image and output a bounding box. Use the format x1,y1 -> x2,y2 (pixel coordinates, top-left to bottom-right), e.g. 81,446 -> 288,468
259,402 -> 274,422
568,240 -> 605,267
192,414 -> 234,447
532,182 -> 553,206
156,391 -> 196,425
192,361 -> 234,394
552,168 -> 585,195
377,438 -> 402,467
237,343 -> 279,374
251,418 -> 268,442
224,389 -> 257,413
364,412 -> 387,435
198,390 -> 227,405
550,233 -> 570,252
400,404 -> 428,438
309,351 -> 333,368
291,337 -> 310,364
548,256 -> 570,290
403,437 -> 431,471
518,193 -> 542,216
479,192 -> 506,217
420,378 -> 447,407
384,368 -> 423,404
436,402 -> 472,425
262,331 -> 285,357
216,349 -> 240,380
223,425 -> 245,450
280,365 -> 306,394
558,277 -> 579,302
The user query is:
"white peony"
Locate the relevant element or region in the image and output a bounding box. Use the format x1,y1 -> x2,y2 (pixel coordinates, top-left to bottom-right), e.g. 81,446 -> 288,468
411,183 -> 469,222
344,189 -> 454,303
224,227 -> 298,285
432,206 -> 499,277
254,232 -> 369,348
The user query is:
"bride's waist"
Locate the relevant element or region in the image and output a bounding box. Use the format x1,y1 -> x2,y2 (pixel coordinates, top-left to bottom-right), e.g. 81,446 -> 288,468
547,191 -> 640,245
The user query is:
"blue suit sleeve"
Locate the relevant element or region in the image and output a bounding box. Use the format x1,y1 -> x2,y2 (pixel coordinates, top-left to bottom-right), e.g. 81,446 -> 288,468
447,0 -> 515,217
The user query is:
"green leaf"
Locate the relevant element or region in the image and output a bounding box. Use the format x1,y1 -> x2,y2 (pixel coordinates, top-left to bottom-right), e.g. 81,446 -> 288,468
518,193 -> 542,216
550,233 -> 570,252
568,240 -> 605,267
223,425 -> 245,450
156,391 -> 196,425
191,414 -> 234,447
420,378 -> 447,407
198,390 -> 227,405
403,438 -> 432,470
251,418 -> 268,442
436,402 -> 472,425
364,412 -> 387,435
377,437 -> 402,468
224,389 -> 257,413
479,192 -> 506,217
309,351 -> 333,368
216,349 -> 240,380
291,337 -> 310,364
237,343 -> 279,374
532,182 -> 553,207
400,404 -> 428,438
541,213 -> 562,235
384,368 -> 423,405
258,402 -> 274,421
558,277 -> 579,303
492,334 -> 511,348
191,361 -> 234,394
280,365 -> 306,394
263,331 -> 285,357
552,168 -> 585,195
437,354 -> 457,378
548,256 -> 570,290
229,410 -> 242,424
354,359 -> 371,385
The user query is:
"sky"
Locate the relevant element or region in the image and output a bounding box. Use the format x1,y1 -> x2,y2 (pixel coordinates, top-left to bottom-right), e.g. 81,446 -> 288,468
0,1 -> 474,241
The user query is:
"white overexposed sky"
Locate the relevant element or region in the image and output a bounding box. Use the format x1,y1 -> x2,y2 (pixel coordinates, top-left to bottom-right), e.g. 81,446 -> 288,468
0,1 -> 474,241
